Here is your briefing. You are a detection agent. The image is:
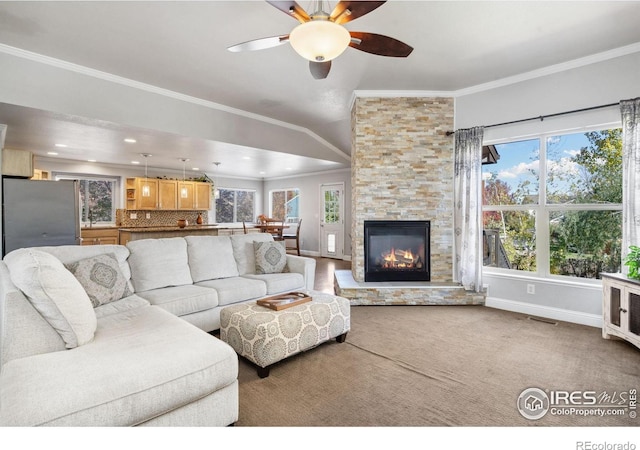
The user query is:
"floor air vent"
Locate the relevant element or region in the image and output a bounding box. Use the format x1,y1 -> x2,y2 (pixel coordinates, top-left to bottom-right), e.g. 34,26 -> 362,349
527,316 -> 558,325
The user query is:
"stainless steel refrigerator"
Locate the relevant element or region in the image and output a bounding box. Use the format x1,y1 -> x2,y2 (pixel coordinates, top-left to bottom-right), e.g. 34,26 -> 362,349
2,177 -> 81,256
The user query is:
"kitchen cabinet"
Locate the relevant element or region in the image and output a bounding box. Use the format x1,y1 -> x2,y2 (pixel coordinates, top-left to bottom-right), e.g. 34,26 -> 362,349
195,182 -> 212,210
31,169 -> 50,180
602,273 -> 640,350
126,177 -> 211,211
126,177 -> 158,210
177,181 -> 195,210
2,149 -> 33,178
81,228 -> 119,246
158,179 -> 177,210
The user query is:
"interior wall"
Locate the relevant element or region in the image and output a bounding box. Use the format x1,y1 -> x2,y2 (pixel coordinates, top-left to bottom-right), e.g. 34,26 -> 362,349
455,51 -> 640,326
263,169 -> 351,258
456,52 -> 640,133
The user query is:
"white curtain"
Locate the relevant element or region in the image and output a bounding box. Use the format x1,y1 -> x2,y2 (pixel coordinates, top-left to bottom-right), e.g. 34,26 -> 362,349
454,127 -> 484,291
622,97 -> 640,271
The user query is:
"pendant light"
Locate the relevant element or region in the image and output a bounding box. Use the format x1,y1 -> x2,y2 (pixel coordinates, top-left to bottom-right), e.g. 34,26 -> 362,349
180,158 -> 190,199
141,154 -> 152,197
213,162 -> 221,200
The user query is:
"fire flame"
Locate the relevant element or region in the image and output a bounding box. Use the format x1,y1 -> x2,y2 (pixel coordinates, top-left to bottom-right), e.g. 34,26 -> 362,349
380,247 -> 421,269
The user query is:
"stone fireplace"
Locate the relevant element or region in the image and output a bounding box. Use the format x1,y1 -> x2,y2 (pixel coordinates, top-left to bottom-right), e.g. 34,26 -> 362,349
335,96 -> 485,306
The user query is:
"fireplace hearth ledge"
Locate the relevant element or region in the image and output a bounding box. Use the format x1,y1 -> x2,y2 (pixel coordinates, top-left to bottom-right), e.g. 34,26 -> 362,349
334,270 -> 486,306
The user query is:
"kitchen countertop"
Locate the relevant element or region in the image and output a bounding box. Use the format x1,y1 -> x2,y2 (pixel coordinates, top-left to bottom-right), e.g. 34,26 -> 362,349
118,224 -> 256,232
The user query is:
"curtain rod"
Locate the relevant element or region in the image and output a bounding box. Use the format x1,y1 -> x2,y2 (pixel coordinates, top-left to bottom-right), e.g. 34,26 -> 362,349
446,102 -> 620,136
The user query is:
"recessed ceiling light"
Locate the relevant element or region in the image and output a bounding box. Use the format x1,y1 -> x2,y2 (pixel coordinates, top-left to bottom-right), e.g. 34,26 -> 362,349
124,138 -> 137,143
131,161 -> 140,164
88,159 -> 97,162
243,156 -> 251,160
192,167 -> 199,171
259,171 -> 266,175
47,151 -> 59,156
54,143 -> 67,148
286,167 -> 293,170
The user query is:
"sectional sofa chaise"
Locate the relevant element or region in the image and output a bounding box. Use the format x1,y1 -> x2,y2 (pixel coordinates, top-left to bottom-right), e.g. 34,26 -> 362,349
0,233 -> 315,426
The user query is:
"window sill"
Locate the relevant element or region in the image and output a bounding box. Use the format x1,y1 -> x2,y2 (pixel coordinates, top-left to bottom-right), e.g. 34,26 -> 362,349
483,268 -> 604,290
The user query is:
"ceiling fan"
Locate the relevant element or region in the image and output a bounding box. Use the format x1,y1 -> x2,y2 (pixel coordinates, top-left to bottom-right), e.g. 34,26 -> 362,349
227,1 -> 413,79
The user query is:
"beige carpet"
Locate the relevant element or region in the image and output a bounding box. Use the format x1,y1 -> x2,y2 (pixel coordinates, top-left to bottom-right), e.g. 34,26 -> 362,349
235,305 -> 640,427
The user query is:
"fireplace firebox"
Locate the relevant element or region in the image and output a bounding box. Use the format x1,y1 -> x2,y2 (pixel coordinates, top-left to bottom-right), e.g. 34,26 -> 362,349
364,220 -> 430,282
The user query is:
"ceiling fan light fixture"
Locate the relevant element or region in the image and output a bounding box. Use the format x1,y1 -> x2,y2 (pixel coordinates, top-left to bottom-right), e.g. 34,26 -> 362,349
289,19 -> 350,62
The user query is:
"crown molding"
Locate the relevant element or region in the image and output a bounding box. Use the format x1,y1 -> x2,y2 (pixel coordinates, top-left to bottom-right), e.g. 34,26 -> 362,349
455,41 -> 640,97
350,41 -> 640,101
263,167 -> 351,182
0,43 -> 351,163
3,39 -> 639,161
350,90 -> 453,109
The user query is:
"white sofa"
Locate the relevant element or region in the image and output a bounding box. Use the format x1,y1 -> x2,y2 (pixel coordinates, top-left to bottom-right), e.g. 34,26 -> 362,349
0,233 -> 316,426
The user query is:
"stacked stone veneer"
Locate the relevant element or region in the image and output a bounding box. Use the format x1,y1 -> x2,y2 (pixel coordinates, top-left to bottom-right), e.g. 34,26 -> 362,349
341,96 -> 485,306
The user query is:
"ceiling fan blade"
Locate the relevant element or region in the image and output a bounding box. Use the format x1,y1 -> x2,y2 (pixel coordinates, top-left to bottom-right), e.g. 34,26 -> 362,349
330,1 -> 386,25
265,1 -> 310,23
227,35 -> 289,52
309,60 -> 331,79
348,32 -> 413,57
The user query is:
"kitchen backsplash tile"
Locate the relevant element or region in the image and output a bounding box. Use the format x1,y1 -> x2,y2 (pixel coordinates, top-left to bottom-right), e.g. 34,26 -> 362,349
116,209 -> 209,228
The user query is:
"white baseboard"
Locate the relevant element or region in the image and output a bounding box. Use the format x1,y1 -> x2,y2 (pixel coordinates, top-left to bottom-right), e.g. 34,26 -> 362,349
299,251 -> 351,261
486,296 -> 602,328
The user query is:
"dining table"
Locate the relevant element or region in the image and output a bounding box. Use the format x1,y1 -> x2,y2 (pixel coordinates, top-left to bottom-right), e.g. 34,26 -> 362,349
257,222 -> 289,239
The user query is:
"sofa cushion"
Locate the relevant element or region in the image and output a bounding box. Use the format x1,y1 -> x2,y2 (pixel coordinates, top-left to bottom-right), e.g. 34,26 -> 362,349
127,238 -> 193,292
230,233 -> 275,275
242,273 -> 305,295
196,277 -> 267,306
65,253 -> 133,307
254,240 -> 288,274
137,285 -> 219,317
93,294 -> 150,319
3,248 -> 97,349
184,235 -> 239,282
0,305 -> 238,426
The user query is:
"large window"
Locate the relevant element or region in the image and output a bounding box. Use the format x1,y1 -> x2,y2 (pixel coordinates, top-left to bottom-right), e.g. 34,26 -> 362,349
215,188 -> 255,223
270,188 -> 300,222
482,128 -> 622,280
55,174 -> 117,226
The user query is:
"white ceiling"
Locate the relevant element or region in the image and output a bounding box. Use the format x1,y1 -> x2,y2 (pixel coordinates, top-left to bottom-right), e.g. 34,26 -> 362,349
1,1 -> 640,178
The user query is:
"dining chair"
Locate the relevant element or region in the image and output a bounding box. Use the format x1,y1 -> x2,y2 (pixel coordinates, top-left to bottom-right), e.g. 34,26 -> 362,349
271,220 -> 285,241
283,219 -> 301,255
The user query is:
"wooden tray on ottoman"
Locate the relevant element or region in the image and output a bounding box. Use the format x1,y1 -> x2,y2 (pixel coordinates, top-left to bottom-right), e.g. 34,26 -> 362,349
256,292 -> 311,311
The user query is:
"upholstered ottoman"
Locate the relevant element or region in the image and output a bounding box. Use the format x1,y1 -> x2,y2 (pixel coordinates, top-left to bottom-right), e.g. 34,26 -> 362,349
220,291 -> 350,377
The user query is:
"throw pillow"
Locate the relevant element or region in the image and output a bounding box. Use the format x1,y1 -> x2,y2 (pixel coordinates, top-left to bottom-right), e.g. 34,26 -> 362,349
4,248 -> 97,349
65,253 -> 133,307
254,241 -> 288,274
